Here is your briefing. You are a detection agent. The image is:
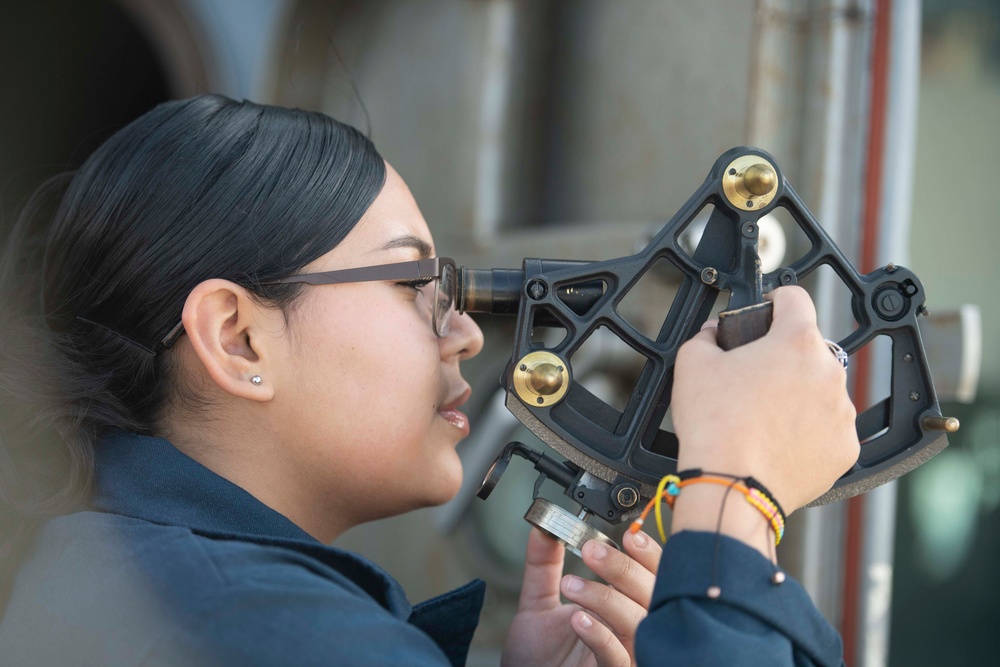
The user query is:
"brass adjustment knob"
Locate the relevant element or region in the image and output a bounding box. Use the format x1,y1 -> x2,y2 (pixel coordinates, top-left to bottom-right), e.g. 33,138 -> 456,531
722,155 -> 779,211
529,362 -> 563,395
743,163 -> 777,196
513,351 -> 570,407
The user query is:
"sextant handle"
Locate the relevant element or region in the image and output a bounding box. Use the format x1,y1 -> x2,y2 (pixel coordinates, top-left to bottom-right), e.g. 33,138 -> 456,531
716,301 -> 774,351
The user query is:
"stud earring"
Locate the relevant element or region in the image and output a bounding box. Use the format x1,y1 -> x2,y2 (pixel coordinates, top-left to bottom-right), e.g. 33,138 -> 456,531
251,375 -> 262,385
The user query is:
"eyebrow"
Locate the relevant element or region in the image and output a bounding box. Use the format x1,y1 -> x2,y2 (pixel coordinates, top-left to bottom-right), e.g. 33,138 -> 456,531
380,235 -> 433,259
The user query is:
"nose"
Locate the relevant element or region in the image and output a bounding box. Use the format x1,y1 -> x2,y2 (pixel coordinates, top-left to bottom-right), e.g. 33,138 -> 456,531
441,310 -> 484,361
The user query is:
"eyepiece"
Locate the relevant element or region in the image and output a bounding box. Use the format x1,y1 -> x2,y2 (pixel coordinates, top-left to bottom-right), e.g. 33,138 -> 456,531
458,261 -> 604,319
458,268 -> 523,315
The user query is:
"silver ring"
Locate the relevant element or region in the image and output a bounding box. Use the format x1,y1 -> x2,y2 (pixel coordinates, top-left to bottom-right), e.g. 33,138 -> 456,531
825,340 -> 849,369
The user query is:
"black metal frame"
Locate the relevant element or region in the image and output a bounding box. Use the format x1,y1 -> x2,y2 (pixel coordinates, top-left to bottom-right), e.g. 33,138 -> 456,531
472,147 -> 947,521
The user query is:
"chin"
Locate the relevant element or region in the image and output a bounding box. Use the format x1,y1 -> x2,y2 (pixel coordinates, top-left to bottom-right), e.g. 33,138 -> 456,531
424,457 -> 464,507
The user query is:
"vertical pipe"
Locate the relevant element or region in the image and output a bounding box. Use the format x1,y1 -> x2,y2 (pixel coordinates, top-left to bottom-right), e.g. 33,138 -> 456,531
877,0 -> 920,270
473,0 -> 518,244
809,0 -> 855,333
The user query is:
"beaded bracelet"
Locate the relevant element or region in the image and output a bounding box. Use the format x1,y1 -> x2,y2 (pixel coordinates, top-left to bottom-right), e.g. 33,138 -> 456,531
629,469 -> 789,597
629,469 -> 786,546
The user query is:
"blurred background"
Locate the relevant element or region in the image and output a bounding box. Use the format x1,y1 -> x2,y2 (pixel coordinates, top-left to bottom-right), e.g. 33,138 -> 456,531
1,0 -> 996,665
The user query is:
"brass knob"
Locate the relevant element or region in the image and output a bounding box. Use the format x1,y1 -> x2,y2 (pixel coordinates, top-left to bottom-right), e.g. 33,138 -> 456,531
528,363 -> 563,395
513,351 -> 570,407
743,163 -> 777,196
722,155 -> 779,211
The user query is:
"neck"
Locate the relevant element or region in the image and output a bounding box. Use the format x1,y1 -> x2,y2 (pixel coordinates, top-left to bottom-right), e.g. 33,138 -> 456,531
158,411 -> 351,544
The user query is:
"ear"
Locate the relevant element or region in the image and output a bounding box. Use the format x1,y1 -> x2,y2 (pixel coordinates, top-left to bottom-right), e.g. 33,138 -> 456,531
180,279 -> 278,401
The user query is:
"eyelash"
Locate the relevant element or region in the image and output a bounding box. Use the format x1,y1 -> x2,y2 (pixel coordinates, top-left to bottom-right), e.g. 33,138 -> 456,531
396,278 -> 434,291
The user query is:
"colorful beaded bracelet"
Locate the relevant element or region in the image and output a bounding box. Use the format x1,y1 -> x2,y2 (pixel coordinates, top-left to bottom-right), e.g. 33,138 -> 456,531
628,469 -> 786,546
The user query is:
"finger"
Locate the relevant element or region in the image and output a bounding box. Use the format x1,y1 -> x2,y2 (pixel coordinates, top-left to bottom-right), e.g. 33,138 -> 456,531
570,610 -> 632,667
768,288 -> 850,375
517,528 -> 566,612
561,573 -> 647,644
582,538 -> 656,606
622,530 -> 661,583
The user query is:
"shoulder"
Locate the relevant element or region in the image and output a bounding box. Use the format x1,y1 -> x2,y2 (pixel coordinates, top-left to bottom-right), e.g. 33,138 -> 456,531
23,510 -> 360,596
3,512 -> 451,667
141,524 -> 456,666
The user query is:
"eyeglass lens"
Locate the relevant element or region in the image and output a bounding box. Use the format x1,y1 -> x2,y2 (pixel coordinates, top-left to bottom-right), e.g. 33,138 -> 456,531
435,263 -> 456,337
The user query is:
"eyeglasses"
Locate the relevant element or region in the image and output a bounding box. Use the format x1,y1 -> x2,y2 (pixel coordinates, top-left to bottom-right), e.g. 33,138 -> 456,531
271,256 -> 457,337
160,257 -> 457,350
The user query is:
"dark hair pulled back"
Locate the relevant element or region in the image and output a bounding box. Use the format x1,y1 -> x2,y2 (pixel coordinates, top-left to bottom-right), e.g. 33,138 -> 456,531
0,95 -> 386,603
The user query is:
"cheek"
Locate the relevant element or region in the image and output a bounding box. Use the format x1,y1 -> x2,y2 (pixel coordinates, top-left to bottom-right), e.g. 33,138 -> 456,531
286,291 -> 443,462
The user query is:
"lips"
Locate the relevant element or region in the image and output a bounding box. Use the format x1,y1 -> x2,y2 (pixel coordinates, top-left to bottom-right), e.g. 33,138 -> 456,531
438,386 -> 472,436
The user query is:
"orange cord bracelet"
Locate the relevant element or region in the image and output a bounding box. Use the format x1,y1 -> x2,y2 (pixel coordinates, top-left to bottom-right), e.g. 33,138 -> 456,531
629,473 -> 785,546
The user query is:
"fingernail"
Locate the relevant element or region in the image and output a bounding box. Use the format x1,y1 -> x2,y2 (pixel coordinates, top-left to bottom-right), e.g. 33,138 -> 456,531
589,542 -> 609,560
632,530 -> 647,548
563,575 -> 585,593
577,613 -> 593,629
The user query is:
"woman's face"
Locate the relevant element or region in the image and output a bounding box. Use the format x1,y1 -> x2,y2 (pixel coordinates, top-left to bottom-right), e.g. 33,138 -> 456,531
266,163 -> 484,533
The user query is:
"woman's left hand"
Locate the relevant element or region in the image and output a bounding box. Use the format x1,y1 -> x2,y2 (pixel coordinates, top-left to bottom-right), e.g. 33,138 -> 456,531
502,527 -> 660,667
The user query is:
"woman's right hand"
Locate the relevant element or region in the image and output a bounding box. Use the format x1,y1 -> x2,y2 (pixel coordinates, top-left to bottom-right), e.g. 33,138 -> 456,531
668,286 -> 859,549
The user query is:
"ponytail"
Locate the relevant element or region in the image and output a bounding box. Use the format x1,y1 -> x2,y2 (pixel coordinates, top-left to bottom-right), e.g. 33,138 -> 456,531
0,176 -> 94,610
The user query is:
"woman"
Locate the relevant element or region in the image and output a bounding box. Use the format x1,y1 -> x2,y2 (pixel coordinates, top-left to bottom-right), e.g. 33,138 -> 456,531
0,96 -> 858,666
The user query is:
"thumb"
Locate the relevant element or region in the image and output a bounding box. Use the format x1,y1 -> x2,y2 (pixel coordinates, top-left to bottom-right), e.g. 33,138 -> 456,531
517,528 -> 566,612
767,285 -> 819,331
